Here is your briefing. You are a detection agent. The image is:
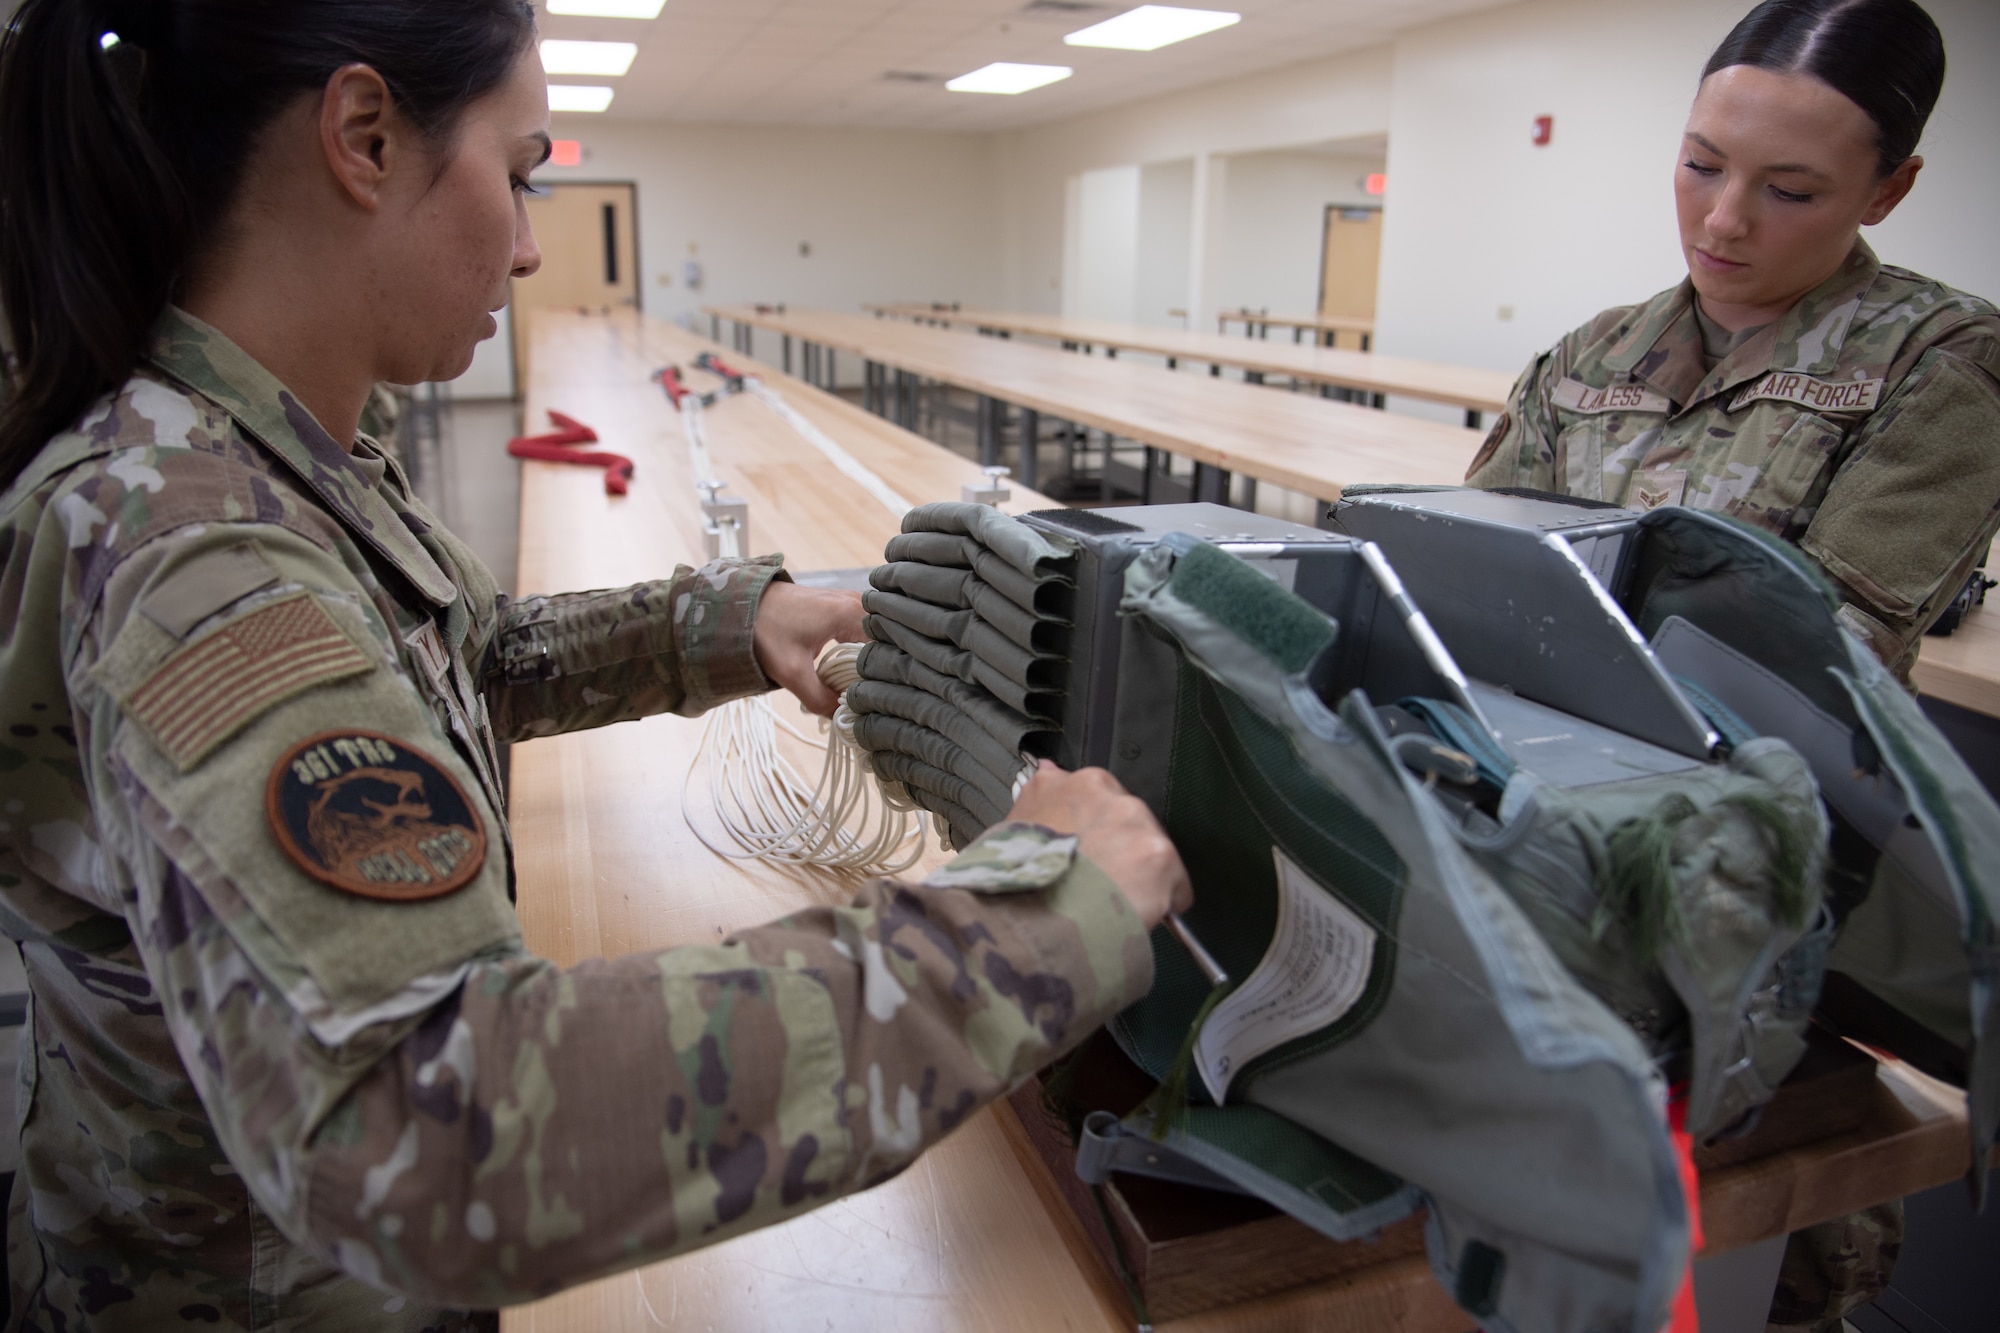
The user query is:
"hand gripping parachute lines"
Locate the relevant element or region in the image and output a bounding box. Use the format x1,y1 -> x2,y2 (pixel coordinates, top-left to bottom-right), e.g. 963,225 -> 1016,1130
844,492 -> 2000,1333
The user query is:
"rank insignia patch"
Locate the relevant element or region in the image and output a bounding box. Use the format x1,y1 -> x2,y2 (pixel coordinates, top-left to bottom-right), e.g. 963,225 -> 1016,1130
267,730 -> 487,901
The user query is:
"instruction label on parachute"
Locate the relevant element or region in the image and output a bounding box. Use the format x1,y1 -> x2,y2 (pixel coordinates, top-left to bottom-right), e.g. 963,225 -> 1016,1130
1195,846 -> 1377,1104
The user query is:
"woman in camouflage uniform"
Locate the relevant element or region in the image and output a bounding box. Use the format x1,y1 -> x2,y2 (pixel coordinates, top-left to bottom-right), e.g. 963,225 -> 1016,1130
1469,0 -> 1999,685
1468,2 -> 1998,1327
0,2 -> 1189,1329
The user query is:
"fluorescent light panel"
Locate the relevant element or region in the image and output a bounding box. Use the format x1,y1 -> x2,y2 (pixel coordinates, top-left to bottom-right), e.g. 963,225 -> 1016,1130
540,40 -> 639,76
945,62 -> 1073,95
548,85 -> 616,113
546,0 -> 666,16
1065,5 -> 1240,51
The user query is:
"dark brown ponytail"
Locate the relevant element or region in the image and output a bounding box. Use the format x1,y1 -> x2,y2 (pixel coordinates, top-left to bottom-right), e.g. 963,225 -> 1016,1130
0,0 -> 538,489
1704,0 -> 1946,176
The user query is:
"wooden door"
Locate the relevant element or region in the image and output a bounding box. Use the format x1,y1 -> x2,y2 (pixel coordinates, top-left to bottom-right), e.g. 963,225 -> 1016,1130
1318,206 -> 1382,345
511,182 -> 640,381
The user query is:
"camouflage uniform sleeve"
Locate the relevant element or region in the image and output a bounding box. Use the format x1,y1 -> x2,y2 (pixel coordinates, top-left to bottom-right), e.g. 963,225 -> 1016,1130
1800,322 -> 2000,677
125,817 -> 1150,1306
483,554 -> 790,741
1464,342 -> 1569,490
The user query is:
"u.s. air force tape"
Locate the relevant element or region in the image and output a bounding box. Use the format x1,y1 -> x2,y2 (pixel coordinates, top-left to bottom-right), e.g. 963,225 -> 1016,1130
266,730 -> 486,901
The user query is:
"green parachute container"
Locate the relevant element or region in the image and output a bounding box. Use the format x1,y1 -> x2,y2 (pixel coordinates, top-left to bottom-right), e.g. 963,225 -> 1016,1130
847,495 -> 2000,1333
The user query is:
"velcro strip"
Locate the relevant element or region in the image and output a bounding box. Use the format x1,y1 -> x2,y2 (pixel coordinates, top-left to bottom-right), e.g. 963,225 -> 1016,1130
126,592 -> 373,769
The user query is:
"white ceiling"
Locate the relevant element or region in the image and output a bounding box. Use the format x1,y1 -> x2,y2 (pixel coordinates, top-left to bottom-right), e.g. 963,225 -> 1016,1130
540,0 -> 1519,132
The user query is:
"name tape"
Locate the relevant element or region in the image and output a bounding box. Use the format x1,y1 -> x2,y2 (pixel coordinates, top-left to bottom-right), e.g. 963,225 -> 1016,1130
1554,378 -> 1673,416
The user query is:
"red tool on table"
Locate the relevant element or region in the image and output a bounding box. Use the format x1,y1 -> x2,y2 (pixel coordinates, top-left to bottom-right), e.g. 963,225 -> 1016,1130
505,410 -> 635,495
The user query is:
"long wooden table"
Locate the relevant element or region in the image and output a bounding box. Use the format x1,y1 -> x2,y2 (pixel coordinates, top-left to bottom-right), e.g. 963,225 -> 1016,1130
1217,308 -> 1376,344
862,303 -> 1513,426
704,304 -> 1484,507
500,305 -> 1988,1333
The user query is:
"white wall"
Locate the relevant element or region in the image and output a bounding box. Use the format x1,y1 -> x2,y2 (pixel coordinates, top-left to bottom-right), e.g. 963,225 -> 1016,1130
1135,160 -> 1195,328
1214,151 -> 1384,318
1067,165 -> 1143,322
995,46 -> 1395,315
1865,0 -> 2000,301
1375,0 -> 2000,401
529,121 -> 1003,332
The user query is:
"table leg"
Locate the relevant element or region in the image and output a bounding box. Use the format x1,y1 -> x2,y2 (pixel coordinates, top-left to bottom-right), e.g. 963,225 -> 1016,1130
783,335 -> 793,376
977,395 -> 999,468
1019,408 -> 1040,493
1142,447 -> 1157,505
1465,409 -> 1484,430
827,350 -> 837,392
710,312 -> 720,340
1241,476 -> 1258,512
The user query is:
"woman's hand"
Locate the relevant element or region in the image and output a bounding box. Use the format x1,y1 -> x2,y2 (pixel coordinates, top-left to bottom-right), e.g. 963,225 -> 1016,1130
1007,762 -> 1193,929
751,580 -> 867,716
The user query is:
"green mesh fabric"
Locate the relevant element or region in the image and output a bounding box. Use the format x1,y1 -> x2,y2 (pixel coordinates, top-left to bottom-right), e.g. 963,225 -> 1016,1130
1176,1104 -> 1405,1215
1112,660 -> 1404,1089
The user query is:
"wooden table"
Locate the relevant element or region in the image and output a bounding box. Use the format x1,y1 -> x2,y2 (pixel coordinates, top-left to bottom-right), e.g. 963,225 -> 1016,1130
501,307 -> 1982,1333
862,304 -> 1513,427
705,304 -> 1484,508
1913,584 -> 2000,720
1216,308 -> 1376,345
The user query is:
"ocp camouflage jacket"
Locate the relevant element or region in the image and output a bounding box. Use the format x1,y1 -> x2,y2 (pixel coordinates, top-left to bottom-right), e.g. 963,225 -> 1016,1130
1467,240 -> 2000,678
0,309 -> 1151,1330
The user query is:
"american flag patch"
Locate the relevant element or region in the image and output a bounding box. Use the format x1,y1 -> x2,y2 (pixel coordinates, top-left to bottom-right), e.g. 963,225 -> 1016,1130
127,592 -> 373,769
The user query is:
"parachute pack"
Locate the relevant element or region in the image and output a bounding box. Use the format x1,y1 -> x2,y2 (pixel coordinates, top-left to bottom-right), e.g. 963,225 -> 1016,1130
845,491 -> 2000,1333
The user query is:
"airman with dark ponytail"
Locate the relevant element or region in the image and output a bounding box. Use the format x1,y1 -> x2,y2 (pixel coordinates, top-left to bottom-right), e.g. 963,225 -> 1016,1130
0,3 -> 1188,1329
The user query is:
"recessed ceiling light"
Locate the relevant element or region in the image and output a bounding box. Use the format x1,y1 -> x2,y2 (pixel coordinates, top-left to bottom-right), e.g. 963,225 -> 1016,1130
546,0 -> 667,16
548,85 -> 616,113
540,40 -> 639,76
945,63 -> 1073,95
1064,5 -> 1240,51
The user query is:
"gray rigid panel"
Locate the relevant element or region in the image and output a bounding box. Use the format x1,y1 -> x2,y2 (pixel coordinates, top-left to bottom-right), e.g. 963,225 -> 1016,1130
1467,681 -> 1705,789
1650,616 -> 1947,893
1335,500 -> 1713,759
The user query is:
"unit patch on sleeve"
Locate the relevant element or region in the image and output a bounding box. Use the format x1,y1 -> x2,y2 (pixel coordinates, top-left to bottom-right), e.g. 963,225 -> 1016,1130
266,730 -> 487,901
126,591 -> 373,769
